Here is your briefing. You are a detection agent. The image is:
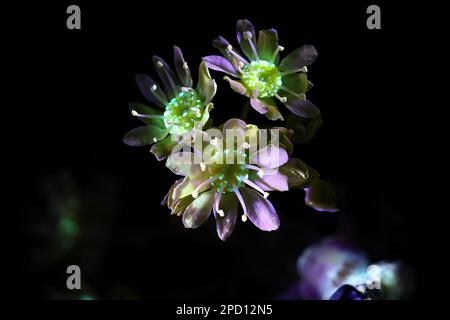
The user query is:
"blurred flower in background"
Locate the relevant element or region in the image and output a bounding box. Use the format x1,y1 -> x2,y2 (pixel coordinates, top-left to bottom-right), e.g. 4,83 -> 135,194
26,170 -> 136,299
293,236 -> 413,300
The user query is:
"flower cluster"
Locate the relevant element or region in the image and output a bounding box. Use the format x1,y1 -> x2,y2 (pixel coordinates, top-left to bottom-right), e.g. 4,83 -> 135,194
124,20 -> 338,241
203,20 -> 320,121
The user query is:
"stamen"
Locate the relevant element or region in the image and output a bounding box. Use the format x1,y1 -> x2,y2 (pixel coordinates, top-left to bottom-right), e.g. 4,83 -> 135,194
200,162 -> 207,171
156,61 -> 164,68
281,65 -> 308,77
245,165 -> 264,178
244,31 -> 259,60
192,177 -> 216,198
280,85 -> 301,98
237,62 -> 245,74
225,45 -> 248,64
242,178 -> 269,199
153,137 -> 158,142
241,214 -> 248,222
131,110 -> 164,119
275,93 -> 287,102
243,142 -> 250,149
243,31 -> 252,40
150,84 -> 168,105
232,183 -> 248,217
271,45 -> 284,61
182,62 -> 189,70
214,192 -> 224,217
298,169 -> 308,179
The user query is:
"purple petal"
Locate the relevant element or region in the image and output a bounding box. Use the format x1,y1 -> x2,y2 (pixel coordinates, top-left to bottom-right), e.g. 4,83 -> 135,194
173,46 -> 193,87
253,171 -> 289,191
152,55 -> 181,99
224,76 -> 249,96
284,96 -> 321,118
203,55 -> 238,76
182,189 -> 215,228
212,36 -> 233,53
240,187 -> 280,231
236,19 -> 258,60
253,144 -> 288,168
222,118 -> 247,131
279,45 -> 318,72
214,193 -> 238,241
135,74 -> 168,108
212,36 -> 248,70
250,96 -> 270,114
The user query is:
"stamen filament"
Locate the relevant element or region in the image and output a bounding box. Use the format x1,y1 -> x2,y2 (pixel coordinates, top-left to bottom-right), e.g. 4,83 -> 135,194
242,178 -> 269,199
131,110 -> 164,119
274,93 -> 287,102
280,85 -> 301,98
244,32 -> 259,60
232,183 -> 248,217
271,45 -> 284,62
280,66 -> 308,77
150,84 -> 168,105
226,45 -> 249,65
245,165 -> 264,178
214,192 -> 224,217
192,177 -> 216,198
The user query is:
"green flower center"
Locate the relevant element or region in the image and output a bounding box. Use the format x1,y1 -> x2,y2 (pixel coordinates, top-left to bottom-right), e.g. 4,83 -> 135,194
208,164 -> 249,193
241,60 -> 282,98
206,149 -> 250,193
164,90 -> 203,135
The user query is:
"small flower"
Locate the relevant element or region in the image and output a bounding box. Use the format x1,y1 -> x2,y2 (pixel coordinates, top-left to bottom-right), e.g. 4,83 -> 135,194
203,19 -> 320,121
162,119 -> 291,240
123,46 -> 217,160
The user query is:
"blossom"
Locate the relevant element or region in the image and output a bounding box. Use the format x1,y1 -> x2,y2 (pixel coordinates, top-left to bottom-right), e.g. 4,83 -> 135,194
162,119 -> 291,240
297,236 -> 413,299
123,46 -> 217,160
203,19 -> 320,121
297,237 -> 369,299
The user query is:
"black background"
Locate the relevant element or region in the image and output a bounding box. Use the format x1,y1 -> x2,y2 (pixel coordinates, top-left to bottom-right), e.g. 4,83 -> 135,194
12,1 -> 448,300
